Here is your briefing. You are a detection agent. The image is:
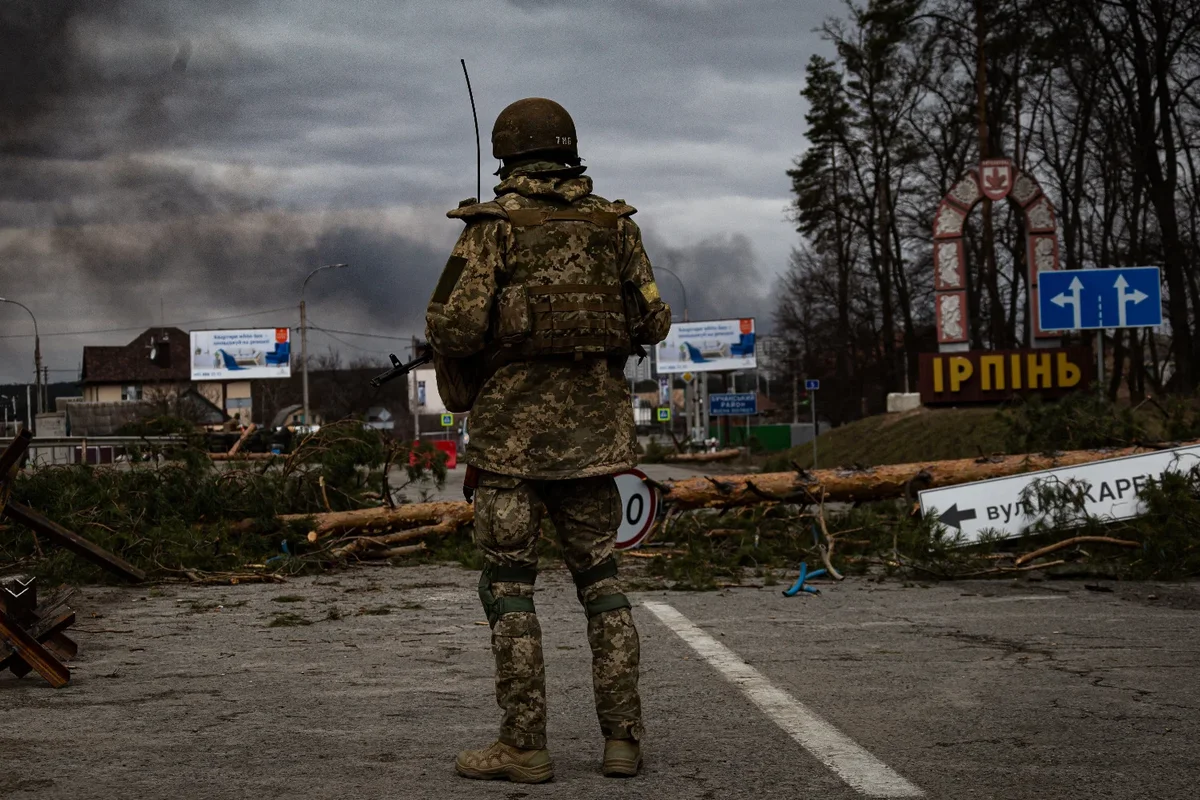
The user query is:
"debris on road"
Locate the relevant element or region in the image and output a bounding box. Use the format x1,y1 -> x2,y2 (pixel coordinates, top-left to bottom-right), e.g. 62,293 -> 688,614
0,578 -> 78,688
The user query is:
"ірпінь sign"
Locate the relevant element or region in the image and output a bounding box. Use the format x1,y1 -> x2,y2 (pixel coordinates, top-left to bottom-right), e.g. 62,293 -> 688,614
919,347 -> 1092,405
919,444 -> 1200,543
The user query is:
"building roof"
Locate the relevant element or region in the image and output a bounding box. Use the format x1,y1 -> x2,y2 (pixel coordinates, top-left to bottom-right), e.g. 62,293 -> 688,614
81,327 -> 191,385
65,390 -> 228,435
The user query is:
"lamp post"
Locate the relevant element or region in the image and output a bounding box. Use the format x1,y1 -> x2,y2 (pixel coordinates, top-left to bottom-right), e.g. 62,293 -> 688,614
300,263 -> 349,431
652,265 -> 689,322
0,297 -> 42,428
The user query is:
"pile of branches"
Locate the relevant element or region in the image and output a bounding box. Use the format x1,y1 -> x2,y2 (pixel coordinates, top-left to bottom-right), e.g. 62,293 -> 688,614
1,421 -> 447,584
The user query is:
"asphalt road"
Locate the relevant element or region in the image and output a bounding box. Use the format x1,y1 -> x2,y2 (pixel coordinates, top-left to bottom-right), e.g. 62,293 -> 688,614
3,567 -> 1197,799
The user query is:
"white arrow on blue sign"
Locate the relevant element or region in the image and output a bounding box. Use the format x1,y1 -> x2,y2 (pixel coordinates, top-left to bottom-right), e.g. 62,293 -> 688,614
805,379 -> 820,391
1038,266 -> 1162,331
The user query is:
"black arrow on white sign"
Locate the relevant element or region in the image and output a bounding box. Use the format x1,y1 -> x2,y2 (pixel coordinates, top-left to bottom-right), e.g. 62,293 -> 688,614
937,504 -> 978,531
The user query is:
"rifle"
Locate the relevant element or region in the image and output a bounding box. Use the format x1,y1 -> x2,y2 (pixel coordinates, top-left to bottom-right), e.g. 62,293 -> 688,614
370,343 -> 432,388
370,61 -> 479,389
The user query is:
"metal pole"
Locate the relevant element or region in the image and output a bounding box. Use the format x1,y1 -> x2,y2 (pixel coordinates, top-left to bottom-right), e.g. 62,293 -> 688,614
26,384 -> 31,433
299,263 -> 350,430
0,298 -> 41,429
811,387 -> 818,468
412,336 -> 421,443
1096,331 -> 1105,389
300,297 -> 309,427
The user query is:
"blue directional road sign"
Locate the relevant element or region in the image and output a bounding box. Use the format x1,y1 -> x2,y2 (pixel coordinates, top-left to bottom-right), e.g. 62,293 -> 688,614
805,379 -> 820,391
709,392 -> 757,416
1038,267 -> 1162,331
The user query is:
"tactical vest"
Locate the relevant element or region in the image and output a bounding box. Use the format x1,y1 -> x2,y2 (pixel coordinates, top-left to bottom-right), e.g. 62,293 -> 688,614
492,204 -> 633,360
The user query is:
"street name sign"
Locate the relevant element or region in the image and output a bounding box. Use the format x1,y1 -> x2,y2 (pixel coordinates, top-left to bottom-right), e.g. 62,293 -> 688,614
709,392 -> 757,416
1038,266 -> 1162,331
919,444 -> 1200,543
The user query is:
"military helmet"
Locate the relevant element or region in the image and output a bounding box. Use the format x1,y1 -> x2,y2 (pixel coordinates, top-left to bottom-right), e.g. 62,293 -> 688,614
491,98 -> 578,161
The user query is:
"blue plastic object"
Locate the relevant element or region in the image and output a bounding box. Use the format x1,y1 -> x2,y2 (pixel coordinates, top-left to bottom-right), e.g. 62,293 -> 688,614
783,561 -> 826,597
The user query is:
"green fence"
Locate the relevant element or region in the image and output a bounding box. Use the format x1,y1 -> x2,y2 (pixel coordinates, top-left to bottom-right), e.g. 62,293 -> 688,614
708,423 -> 793,452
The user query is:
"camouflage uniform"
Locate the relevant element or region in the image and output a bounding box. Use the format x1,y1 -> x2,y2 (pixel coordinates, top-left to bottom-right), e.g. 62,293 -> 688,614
426,163 -> 671,753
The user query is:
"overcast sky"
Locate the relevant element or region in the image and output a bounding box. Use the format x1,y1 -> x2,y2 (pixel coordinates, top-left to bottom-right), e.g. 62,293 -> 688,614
0,0 -> 837,384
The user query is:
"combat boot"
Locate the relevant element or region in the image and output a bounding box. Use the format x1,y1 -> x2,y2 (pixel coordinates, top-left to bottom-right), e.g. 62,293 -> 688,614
455,741 -> 554,784
602,738 -> 641,777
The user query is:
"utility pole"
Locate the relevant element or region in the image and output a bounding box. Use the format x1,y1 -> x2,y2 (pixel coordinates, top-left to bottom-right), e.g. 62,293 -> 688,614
0,297 -> 41,430
299,263 -> 349,431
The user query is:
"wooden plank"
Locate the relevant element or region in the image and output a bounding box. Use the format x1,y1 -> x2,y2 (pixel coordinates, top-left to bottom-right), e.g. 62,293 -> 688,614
3,610 -> 75,677
1,501 -> 146,582
0,608 -> 70,687
0,609 -> 75,670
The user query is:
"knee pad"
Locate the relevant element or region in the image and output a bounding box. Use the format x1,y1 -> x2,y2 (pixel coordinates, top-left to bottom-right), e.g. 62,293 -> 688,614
571,557 -> 631,618
478,563 -> 537,627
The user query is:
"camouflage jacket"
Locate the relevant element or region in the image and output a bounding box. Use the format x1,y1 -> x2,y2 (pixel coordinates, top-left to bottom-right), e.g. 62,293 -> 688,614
426,167 -> 671,479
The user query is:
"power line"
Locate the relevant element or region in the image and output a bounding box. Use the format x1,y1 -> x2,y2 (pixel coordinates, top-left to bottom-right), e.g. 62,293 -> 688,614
305,322 -> 416,342
0,306 -> 298,340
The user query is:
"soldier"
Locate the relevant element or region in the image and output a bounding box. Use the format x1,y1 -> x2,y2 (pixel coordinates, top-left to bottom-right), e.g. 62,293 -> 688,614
424,97 -> 672,783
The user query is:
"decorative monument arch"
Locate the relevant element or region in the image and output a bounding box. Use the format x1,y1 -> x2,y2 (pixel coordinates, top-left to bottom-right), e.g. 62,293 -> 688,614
932,157 -> 1063,352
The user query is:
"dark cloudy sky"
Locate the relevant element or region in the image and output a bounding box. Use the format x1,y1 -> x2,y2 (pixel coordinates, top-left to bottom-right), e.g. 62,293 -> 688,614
0,0 -> 836,383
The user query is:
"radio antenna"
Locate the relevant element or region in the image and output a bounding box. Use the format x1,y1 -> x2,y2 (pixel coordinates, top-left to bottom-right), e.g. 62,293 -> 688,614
460,59 -> 481,202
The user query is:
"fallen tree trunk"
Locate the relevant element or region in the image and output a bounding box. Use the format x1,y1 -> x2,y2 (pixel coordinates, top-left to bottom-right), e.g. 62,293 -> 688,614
663,448 -> 740,463
236,440 -> 1196,545
279,501 -> 474,539
656,441 -> 1199,509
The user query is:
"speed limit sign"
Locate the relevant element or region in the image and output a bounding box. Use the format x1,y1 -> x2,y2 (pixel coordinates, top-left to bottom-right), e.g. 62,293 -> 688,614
614,468 -> 659,550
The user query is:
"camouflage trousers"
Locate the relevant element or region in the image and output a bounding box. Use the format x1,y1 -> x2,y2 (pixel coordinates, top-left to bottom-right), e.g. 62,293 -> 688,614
472,471 -> 643,750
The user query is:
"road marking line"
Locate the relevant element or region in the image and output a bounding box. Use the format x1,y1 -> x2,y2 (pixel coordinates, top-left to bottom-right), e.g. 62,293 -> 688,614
643,601 -> 923,798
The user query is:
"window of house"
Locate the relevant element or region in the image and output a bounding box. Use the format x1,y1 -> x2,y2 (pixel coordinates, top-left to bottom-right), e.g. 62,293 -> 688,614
122,385 -> 142,401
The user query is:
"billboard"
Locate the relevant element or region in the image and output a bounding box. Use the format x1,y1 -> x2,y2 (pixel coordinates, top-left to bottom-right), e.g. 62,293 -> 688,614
656,318 -> 756,374
191,328 -> 292,380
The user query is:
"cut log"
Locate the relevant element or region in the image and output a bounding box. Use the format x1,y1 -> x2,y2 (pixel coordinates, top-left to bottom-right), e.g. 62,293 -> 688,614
228,423 -> 257,456
279,501 -> 474,539
657,441 -> 1200,510
663,448 -> 740,463
210,451 -> 274,461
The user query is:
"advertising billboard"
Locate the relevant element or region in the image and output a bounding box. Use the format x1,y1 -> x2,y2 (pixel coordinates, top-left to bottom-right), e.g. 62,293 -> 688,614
655,318 -> 756,374
191,328 -> 292,380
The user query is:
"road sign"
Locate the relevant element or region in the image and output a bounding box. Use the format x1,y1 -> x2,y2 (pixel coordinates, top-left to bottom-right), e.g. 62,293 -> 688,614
709,392 -> 757,416
614,468 -> 659,550
1038,267 -> 1162,331
805,379 -> 820,391
656,407 -> 671,422
440,413 -> 454,427
919,444 -> 1200,543
682,372 -> 694,383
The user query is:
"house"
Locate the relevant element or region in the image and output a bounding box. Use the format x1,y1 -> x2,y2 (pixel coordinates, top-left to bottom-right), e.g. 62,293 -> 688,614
81,327 -> 252,426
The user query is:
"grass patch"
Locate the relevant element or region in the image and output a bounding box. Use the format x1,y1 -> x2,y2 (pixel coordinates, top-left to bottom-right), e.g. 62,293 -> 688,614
267,612 -> 313,627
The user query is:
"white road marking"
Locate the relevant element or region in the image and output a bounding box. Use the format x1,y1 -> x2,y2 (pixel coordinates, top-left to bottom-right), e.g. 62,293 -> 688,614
643,601 -> 923,798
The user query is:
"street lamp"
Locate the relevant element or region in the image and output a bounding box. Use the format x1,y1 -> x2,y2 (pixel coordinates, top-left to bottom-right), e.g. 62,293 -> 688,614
0,297 -> 42,428
652,265 -> 689,322
300,263 -> 349,431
